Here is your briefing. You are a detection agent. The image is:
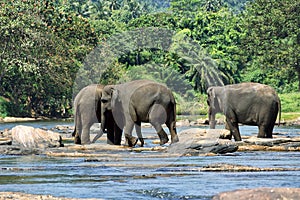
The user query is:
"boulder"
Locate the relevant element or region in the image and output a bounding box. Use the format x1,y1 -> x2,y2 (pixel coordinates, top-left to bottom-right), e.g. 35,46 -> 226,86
238,136 -> 300,151
213,188 -> 300,200
168,129 -> 238,155
12,125 -> 63,148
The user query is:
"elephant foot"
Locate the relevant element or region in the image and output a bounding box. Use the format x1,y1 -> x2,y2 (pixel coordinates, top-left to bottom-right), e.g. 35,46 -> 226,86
125,135 -> 138,147
171,135 -> 179,144
107,139 -> 114,145
158,131 -> 169,145
139,138 -> 145,147
81,141 -> 91,145
74,135 -> 81,145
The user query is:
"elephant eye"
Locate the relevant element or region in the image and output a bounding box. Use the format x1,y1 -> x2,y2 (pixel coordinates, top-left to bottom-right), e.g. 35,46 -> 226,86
101,99 -> 108,103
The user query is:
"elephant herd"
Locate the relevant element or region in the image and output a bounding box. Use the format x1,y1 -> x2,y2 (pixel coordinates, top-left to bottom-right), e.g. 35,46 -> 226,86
73,80 -> 281,146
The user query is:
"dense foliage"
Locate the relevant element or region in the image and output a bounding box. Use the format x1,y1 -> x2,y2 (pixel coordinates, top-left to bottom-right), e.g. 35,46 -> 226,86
0,0 -> 299,117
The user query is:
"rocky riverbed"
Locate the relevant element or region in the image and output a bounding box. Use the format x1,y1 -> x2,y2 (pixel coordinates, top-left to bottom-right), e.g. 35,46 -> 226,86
1,118 -> 300,199
2,187 -> 300,200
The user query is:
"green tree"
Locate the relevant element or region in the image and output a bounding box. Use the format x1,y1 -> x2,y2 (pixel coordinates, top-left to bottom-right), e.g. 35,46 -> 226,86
0,0 -> 97,117
171,29 -> 228,92
241,0 -> 300,92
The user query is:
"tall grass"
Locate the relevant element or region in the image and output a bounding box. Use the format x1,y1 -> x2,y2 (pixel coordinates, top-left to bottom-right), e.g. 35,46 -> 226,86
279,93 -> 300,113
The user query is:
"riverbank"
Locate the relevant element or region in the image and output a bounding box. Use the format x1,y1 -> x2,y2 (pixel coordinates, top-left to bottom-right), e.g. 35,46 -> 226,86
1,114 -> 300,126
2,188 -> 300,200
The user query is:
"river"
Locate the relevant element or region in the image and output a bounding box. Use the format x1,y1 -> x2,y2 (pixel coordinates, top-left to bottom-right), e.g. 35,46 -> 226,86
0,120 -> 300,199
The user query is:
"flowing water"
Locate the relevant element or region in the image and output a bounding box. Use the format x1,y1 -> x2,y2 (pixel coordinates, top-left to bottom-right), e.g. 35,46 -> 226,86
0,120 -> 300,199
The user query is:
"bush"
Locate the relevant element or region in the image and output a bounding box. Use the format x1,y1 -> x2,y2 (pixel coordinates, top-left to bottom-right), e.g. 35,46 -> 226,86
175,93 -> 208,116
279,93 -> 300,113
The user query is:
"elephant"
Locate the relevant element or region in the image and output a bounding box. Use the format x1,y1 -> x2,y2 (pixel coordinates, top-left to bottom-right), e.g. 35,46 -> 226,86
207,82 -> 281,141
72,84 -> 122,145
98,79 -> 179,147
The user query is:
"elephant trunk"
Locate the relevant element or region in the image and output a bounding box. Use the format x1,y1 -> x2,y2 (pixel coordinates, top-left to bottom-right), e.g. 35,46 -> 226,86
91,109 -> 105,143
209,108 -> 216,129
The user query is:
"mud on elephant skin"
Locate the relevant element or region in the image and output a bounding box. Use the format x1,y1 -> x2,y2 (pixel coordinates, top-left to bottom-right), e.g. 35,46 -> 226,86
100,79 -> 179,147
207,82 -> 281,141
72,84 -> 121,145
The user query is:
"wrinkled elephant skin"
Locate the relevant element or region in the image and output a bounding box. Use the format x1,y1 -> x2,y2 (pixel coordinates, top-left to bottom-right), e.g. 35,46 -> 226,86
207,82 -> 281,141
73,84 -> 121,145
101,80 -> 179,147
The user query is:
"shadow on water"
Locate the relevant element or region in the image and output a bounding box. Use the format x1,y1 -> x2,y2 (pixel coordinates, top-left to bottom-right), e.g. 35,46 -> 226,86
0,120 -> 300,199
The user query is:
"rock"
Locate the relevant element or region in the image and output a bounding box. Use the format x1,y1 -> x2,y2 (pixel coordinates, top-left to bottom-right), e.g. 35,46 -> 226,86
237,136 -> 300,151
195,118 -> 209,125
0,192 -> 100,200
12,125 -> 63,148
243,136 -> 294,146
176,119 -> 190,127
168,129 -> 238,155
200,163 -> 300,172
213,188 -> 300,200
0,138 -> 12,145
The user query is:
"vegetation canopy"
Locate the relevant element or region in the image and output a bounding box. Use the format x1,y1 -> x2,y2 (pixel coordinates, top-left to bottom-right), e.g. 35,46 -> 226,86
0,0 -> 299,118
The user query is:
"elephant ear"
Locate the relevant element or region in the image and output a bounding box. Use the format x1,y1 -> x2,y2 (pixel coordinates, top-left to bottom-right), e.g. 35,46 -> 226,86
207,87 -> 215,109
103,85 -> 113,96
111,88 -> 120,109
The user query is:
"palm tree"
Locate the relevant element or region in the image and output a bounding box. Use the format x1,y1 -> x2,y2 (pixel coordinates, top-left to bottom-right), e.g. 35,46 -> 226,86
171,29 -> 228,93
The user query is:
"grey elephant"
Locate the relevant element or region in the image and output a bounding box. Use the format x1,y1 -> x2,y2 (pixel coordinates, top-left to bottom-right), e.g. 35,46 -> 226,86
98,79 -> 179,147
72,84 -> 122,145
207,82 -> 281,141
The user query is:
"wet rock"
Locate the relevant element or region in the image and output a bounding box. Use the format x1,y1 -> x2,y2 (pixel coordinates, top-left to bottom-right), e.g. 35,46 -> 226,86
168,129 -> 238,155
12,125 -> 63,148
243,136 -> 296,146
237,136 -> 300,151
200,163 -> 300,172
176,119 -> 190,127
0,192 -> 100,200
213,188 -> 300,200
0,138 -> 12,145
193,118 -> 209,126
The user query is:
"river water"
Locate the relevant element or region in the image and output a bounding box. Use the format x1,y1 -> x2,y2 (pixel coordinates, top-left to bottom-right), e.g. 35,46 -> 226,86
0,120 -> 300,199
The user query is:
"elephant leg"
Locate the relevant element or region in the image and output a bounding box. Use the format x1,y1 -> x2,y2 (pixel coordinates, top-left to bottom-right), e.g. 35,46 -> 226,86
220,121 -> 232,140
124,123 -> 138,147
258,125 -> 266,138
151,122 -> 169,145
114,123 -> 123,145
226,118 -> 241,141
166,120 -> 179,144
106,122 -> 115,145
74,114 -> 82,144
266,123 -> 275,138
209,112 -> 217,129
149,104 -> 169,145
265,114 -> 276,138
73,126 -> 82,144
135,122 -> 144,147
258,123 -> 273,138
74,132 -> 81,144
81,124 -> 91,144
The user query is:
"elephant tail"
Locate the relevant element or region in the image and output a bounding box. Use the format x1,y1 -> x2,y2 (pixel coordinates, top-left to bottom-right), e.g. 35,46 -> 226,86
169,91 -> 177,124
277,97 -> 281,127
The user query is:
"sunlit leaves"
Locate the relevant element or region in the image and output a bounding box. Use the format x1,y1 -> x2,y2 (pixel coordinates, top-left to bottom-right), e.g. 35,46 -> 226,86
241,0 -> 300,92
